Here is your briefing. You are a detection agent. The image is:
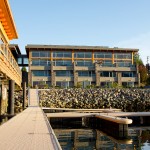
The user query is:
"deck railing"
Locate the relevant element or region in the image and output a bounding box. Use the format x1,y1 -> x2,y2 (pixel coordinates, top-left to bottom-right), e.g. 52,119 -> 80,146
0,44 -> 21,85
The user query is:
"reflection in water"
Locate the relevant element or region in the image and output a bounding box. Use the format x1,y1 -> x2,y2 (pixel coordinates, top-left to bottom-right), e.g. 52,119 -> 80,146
50,118 -> 150,150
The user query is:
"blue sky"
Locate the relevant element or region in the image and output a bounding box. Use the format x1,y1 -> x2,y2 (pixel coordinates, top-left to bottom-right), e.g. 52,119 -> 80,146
9,0 -> 150,64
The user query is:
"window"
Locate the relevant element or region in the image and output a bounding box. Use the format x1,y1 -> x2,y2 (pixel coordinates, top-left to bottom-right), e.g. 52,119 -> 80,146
94,52 -> 112,58
18,58 -> 22,64
115,60 -> 132,67
74,52 -> 92,58
31,59 -> 50,66
122,72 -> 134,77
32,51 -> 50,57
101,60 -> 113,67
32,60 -> 40,66
56,70 -> 73,76
100,71 -> 116,77
53,51 -> 72,58
23,58 -> 28,64
32,51 -> 39,57
32,70 -> 50,76
78,71 -> 95,77
54,60 -> 72,66
75,60 -> 93,66
114,53 -> 132,59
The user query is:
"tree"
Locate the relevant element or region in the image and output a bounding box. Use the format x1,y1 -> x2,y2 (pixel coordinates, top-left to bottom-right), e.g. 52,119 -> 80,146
134,53 -> 143,65
146,76 -> 150,85
134,53 -> 148,84
21,67 -> 27,72
139,64 -> 148,84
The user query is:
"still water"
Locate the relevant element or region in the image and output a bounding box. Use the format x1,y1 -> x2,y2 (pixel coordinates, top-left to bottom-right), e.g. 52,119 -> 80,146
50,118 -> 150,150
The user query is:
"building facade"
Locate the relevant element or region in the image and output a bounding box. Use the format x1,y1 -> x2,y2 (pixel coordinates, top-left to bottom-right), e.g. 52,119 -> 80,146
0,0 -> 21,114
26,45 -> 140,88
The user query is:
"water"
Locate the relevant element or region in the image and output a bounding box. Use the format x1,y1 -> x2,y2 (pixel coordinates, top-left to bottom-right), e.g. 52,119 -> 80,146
50,118 -> 150,150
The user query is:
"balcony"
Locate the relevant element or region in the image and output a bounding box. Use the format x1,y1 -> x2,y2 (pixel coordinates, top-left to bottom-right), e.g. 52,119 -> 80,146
121,77 -> 138,82
78,77 -> 95,82
55,77 -> 73,81
97,66 -> 136,72
53,66 -> 73,70
0,45 -> 21,86
100,77 -> 117,82
32,76 -> 51,82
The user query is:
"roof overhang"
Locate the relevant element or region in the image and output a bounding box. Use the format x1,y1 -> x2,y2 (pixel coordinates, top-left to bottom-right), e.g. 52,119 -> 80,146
0,0 -> 18,40
25,44 -> 139,57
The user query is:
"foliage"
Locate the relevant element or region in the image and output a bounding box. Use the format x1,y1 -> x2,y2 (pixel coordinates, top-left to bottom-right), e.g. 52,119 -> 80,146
134,53 -> 149,85
146,76 -> 150,85
134,53 -> 143,65
111,82 -> 119,88
76,82 -> 82,88
139,64 -> 148,84
21,67 -> 27,72
86,84 -> 95,88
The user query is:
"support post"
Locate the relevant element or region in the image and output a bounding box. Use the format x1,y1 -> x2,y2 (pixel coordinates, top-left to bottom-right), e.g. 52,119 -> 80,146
23,82 -> 26,109
8,80 -> 14,115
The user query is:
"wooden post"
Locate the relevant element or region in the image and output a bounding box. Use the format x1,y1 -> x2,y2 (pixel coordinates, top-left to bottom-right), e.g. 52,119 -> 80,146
8,80 -> 14,115
23,82 -> 26,109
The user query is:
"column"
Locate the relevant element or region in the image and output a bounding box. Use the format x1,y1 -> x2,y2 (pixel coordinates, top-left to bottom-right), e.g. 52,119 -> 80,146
95,63 -> 100,86
73,62 -> 78,86
0,81 -> 7,115
51,61 -> 55,87
23,82 -> 26,109
117,72 -> 122,86
8,80 -> 14,116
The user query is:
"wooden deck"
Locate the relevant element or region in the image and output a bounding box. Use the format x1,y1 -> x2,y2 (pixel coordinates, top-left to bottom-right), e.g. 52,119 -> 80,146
0,89 -> 61,150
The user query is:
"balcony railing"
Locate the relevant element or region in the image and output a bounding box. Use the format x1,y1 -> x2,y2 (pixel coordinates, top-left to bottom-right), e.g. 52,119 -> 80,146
0,44 -> 21,77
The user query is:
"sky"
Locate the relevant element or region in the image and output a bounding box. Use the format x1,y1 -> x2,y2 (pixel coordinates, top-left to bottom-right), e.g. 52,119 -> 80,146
9,0 -> 150,64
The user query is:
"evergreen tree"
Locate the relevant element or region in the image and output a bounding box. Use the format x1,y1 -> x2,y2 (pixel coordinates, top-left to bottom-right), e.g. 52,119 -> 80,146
21,67 -> 27,72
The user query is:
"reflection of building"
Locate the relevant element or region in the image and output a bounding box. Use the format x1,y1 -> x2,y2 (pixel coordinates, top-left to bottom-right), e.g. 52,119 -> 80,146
0,0 -> 21,115
54,129 -> 137,149
26,45 -> 140,88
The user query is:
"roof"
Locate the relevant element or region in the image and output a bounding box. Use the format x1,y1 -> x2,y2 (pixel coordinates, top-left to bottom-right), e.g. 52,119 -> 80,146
25,44 -> 139,56
9,44 -> 21,58
0,0 -> 18,40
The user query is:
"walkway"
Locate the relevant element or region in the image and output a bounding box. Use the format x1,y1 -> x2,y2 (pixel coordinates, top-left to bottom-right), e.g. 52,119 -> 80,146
0,89 -> 61,150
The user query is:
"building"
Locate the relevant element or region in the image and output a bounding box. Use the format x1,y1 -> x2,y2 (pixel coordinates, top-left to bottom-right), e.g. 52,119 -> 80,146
26,45 -> 140,88
0,0 -> 22,115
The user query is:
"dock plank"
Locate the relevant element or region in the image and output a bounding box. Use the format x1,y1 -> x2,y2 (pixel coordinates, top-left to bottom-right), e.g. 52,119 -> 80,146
0,89 -> 61,150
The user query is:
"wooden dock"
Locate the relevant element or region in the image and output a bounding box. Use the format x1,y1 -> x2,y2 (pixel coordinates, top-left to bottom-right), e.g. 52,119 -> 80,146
0,89 -> 61,150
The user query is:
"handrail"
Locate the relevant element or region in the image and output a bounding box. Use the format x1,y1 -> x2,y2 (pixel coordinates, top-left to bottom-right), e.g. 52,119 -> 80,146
0,45 -> 21,76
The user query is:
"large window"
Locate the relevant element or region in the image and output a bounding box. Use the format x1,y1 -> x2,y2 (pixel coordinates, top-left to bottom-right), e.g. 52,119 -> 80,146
100,71 -> 116,77
114,53 -> 132,59
94,52 -> 112,58
101,60 -> 113,67
23,58 -> 28,64
31,59 -> 50,66
56,70 -> 73,77
115,60 -> 132,67
78,71 -> 95,77
32,51 -> 50,57
54,60 -> 72,66
53,51 -> 72,58
122,72 -> 135,77
74,52 -> 92,58
17,58 -> 22,64
75,60 -> 93,66
32,70 -> 50,76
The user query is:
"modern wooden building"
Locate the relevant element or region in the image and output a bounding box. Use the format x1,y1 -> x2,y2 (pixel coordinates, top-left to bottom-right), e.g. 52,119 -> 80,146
26,45 -> 140,88
0,0 -> 21,115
